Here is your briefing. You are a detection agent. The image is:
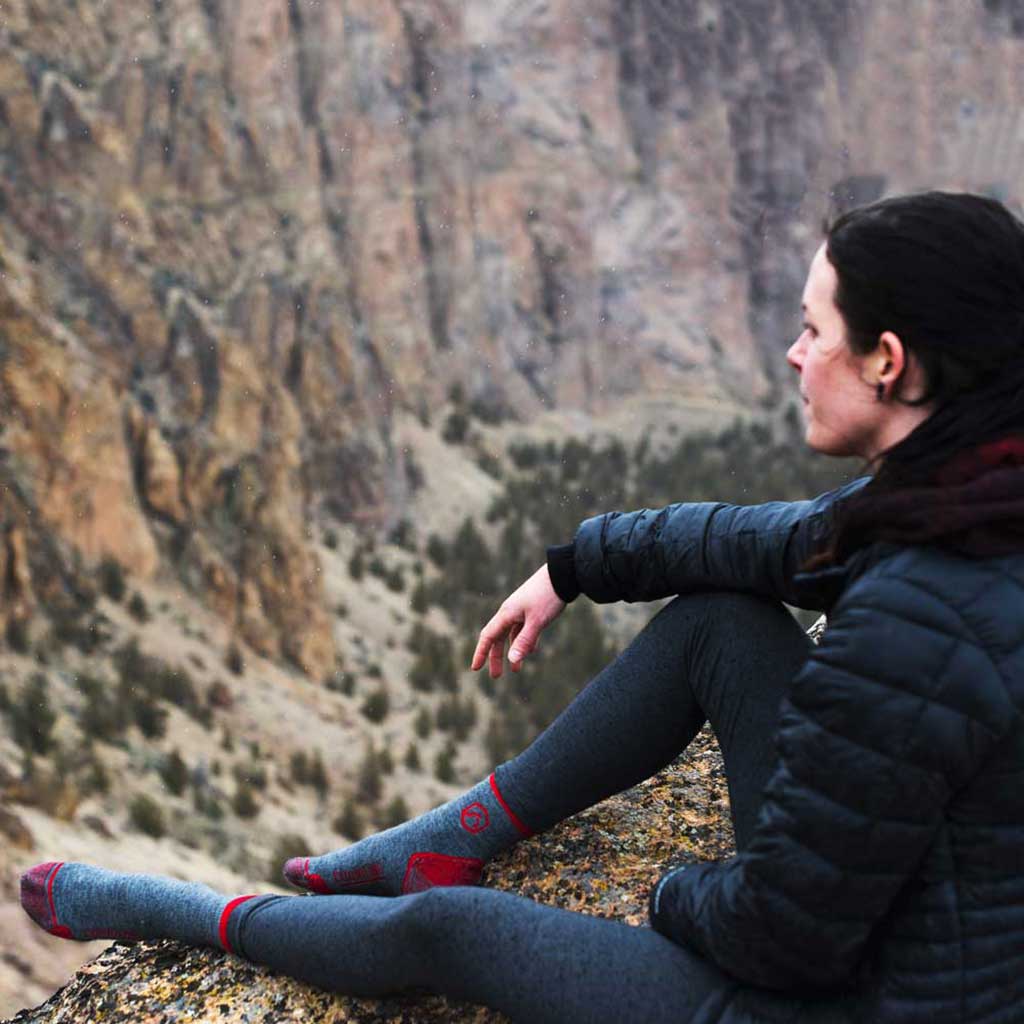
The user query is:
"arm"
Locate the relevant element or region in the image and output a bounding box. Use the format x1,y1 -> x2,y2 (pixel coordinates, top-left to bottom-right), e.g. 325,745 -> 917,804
564,477 -> 869,608
647,571 -> 1009,991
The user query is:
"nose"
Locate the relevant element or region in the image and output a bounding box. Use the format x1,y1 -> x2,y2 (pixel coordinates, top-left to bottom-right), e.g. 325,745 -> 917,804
786,334 -> 806,373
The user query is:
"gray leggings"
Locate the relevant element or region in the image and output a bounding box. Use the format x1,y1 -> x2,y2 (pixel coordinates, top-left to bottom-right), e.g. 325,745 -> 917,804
226,592 -> 841,1023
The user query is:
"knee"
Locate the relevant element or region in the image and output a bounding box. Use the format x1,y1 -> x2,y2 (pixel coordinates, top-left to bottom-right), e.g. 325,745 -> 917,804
400,886 -> 500,960
658,590 -> 787,633
392,887 -> 464,967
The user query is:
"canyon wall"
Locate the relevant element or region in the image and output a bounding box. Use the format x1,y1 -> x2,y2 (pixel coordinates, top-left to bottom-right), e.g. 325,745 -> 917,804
1,0 -> 1022,671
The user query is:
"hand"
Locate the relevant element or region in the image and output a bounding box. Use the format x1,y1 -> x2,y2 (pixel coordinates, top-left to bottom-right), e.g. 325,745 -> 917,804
471,564 -> 566,678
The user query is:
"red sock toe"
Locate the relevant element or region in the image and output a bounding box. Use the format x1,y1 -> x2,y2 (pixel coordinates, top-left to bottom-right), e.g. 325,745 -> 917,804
20,862 -> 74,939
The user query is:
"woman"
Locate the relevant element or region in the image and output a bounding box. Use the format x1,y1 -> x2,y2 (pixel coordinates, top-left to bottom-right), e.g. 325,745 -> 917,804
21,191 -> 1024,1023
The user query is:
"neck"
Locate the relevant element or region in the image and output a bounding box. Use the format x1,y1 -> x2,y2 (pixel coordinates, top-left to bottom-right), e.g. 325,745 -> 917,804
862,403 -> 935,464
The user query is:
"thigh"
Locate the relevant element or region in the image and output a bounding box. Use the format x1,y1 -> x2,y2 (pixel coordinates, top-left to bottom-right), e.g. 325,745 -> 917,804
372,886 -> 859,1024
660,591 -> 813,849
398,885 -> 730,1024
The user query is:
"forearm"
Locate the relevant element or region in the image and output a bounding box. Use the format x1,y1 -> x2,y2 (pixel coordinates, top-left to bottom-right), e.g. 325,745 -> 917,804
560,478 -> 869,607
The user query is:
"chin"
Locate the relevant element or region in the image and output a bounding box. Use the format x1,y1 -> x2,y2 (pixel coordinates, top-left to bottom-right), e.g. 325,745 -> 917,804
804,427 -> 861,459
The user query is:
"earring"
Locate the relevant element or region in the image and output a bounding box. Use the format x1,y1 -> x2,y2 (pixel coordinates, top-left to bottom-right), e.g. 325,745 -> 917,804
876,381 -> 885,402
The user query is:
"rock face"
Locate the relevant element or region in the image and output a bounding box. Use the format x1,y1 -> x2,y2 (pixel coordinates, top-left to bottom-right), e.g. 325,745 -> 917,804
1,0 -> 1022,668
5,728 -> 733,1024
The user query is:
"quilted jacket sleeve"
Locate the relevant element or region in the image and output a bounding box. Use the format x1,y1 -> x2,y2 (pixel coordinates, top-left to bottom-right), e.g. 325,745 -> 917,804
648,569 -> 1012,991
572,478 -> 869,609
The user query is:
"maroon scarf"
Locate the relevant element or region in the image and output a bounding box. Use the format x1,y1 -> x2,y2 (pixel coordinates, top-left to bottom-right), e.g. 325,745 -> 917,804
833,436 -> 1024,561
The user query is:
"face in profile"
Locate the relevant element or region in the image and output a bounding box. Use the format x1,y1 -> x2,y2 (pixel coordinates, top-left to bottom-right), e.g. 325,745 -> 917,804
787,245 -> 886,461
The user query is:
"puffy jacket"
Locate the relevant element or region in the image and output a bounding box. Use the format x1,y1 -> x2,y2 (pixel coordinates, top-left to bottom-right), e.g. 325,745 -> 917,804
571,480 -> 1024,1023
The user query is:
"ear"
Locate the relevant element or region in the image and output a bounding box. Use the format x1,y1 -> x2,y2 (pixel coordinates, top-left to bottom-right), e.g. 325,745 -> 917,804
870,331 -> 907,388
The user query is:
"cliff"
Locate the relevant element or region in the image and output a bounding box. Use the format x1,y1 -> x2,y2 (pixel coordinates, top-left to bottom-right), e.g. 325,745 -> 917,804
2,0 -> 1022,672
5,727 -> 733,1024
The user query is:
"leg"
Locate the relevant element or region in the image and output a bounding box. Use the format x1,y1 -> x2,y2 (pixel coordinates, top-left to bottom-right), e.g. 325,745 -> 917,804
497,591 -> 812,849
22,864 -> 853,1023
228,885 -> 730,1024
289,591 -> 810,894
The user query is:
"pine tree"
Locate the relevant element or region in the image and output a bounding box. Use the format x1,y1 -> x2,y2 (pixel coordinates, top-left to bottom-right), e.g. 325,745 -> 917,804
356,743 -> 383,803
333,799 -> 363,840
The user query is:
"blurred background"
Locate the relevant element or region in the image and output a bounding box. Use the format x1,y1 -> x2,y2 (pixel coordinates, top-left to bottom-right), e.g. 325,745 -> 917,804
1,0 -> 1022,1013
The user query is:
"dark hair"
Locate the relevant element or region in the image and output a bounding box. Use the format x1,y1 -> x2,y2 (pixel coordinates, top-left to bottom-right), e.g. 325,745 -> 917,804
816,190 -> 1024,563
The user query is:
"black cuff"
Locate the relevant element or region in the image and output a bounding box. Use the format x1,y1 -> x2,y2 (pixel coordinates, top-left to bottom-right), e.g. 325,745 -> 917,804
546,542 -> 580,604
648,864 -> 688,934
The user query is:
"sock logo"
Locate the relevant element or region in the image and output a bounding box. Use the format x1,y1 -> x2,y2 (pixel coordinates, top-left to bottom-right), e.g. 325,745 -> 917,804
332,863 -> 385,885
460,801 -> 490,833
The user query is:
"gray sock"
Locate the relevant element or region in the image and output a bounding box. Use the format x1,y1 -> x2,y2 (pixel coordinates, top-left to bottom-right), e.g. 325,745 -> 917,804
283,772 -> 534,896
20,861 -> 253,950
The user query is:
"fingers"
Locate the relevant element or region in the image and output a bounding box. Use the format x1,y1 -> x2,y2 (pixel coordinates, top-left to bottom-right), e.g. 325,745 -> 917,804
472,606 -> 538,678
471,615 -> 505,672
472,610 -> 515,678
507,622 -> 522,674
489,635 -> 504,679
508,623 -> 540,671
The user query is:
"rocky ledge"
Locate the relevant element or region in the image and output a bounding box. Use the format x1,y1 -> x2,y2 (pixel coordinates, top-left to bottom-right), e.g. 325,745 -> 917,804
5,727 -> 732,1024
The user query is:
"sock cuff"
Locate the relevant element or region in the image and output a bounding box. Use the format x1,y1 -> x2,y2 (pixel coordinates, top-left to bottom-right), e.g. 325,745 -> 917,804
218,894 -> 259,954
488,772 -> 535,838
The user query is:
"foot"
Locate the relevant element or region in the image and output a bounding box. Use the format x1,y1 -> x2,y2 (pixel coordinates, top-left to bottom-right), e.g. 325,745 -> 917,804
284,771 -> 534,896
20,863 -> 78,940
20,861 -> 248,949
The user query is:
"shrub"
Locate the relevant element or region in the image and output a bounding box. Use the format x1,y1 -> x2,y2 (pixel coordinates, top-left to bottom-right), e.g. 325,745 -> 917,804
414,706 -> 432,739
129,794 -> 166,838
232,781 -> 260,819
475,451 -> 503,480
348,550 -> 365,581
356,743 -> 383,803
378,747 -> 394,776
434,741 -> 457,784
410,582 -> 430,614
225,642 -> 245,677
160,749 -> 189,796
5,617 -> 30,654
207,680 -> 233,710
193,787 -> 224,821
132,696 -> 168,740
290,750 -> 309,785
388,518 -> 415,551
49,601 -> 108,654
221,727 -> 234,752
408,625 -> 457,693
98,557 -> 127,603
267,833 -> 312,885
233,761 -> 268,792
126,592 -> 150,623
309,751 -> 329,798
381,796 -> 410,829
425,534 -> 447,568
325,670 -> 355,695
333,799 -> 363,840
9,673 -> 57,755
113,640 -> 203,727
0,679 -> 8,710
442,410 -> 469,444
437,695 -> 477,741
404,742 -> 421,772
323,528 -> 339,550
83,755 -> 110,796
361,688 -> 390,723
